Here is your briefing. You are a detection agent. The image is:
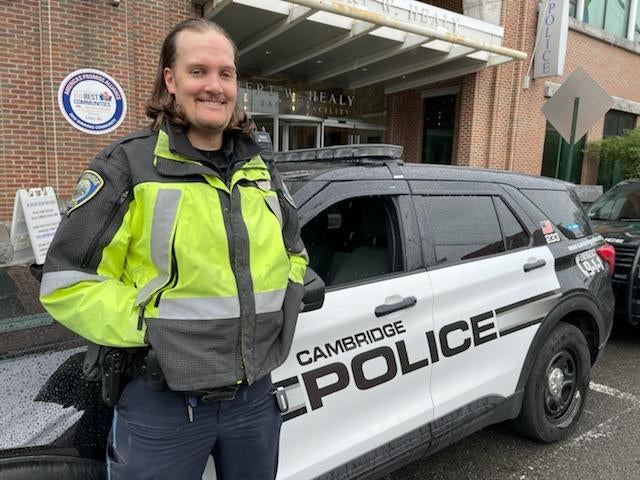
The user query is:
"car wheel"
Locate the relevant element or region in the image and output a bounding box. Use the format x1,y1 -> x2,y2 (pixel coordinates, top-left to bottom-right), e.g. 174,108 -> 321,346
0,456 -> 105,480
513,322 -> 591,443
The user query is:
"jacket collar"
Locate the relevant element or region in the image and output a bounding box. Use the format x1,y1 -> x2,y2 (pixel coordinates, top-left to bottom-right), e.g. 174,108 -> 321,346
163,121 -> 262,164
154,123 -> 268,182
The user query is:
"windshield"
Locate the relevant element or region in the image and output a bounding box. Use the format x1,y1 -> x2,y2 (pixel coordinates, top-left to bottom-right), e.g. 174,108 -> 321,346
588,183 -> 640,221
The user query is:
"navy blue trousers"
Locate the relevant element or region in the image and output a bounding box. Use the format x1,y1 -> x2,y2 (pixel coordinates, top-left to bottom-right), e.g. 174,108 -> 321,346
106,374 -> 282,480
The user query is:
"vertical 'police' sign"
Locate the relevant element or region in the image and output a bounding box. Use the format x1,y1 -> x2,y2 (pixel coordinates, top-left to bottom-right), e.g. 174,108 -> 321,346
57,69 -> 127,135
533,0 -> 569,79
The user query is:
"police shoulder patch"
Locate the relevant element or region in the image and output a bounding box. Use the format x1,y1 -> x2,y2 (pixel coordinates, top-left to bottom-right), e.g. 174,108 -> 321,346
67,169 -> 104,215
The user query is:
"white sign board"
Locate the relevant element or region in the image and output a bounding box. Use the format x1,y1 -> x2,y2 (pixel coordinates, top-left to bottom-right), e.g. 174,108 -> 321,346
10,188 -> 61,265
533,0 -> 569,79
541,66 -> 613,144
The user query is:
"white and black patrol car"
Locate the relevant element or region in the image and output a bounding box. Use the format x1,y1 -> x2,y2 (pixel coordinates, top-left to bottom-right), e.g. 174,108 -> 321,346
0,144 -> 615,480
588,179 -> 640,327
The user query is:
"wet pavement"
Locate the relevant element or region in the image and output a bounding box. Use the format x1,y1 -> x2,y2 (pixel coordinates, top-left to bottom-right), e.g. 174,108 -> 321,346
386,323 -> 640,480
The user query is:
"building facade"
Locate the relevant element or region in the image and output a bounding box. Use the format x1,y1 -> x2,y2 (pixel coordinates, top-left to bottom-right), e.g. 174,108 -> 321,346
401,0 -> 640,190
0,0 -> 638,223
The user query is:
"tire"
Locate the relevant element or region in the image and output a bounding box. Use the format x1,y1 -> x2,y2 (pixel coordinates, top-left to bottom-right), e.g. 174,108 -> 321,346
512,322 -> 591,443
0,456 -> 105,480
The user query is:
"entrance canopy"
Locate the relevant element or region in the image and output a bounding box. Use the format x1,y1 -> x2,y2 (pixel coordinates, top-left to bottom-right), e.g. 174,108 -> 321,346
197,0 -> 526,94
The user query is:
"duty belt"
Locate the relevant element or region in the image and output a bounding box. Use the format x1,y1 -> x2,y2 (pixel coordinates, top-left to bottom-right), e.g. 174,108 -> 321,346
182,384 -> 241,402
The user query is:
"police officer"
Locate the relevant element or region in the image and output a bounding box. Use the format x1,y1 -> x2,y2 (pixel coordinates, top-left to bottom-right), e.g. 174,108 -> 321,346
40,18 -> 307,480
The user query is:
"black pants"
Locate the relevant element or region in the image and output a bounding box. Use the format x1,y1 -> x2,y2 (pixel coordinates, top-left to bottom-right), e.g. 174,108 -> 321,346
106,375 -> 282,480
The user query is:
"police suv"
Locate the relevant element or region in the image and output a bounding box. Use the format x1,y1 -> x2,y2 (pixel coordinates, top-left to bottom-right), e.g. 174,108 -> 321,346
588,179 -> 640,327
0,144 -> 615,480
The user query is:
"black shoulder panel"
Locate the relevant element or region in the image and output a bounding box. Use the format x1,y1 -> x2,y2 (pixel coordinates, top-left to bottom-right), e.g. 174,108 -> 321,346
96,128 -> 154,160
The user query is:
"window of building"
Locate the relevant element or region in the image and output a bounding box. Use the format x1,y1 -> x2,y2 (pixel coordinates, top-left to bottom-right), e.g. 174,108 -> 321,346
636,4 -> 640,42
570,0 -> 578,17
603,110 -> 637,137
417,195 -> 529,266
540,122 -> 586,184
584,0 -> 631,38
422,94 -> 456,165
598,110 -> 638,189
301,196 -> 403,287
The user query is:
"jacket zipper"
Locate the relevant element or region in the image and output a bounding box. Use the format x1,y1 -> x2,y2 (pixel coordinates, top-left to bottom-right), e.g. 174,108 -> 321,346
81,188 -> 130,269
137,297 -> 152,331
138,238 -> 178,330
220,186 -> 248,381
154,243 -> 179,308
225,168 -> 270,383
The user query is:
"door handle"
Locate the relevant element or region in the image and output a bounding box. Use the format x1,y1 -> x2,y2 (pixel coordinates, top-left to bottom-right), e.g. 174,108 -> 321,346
374,296 -> 417,317
523,258 -> 546,272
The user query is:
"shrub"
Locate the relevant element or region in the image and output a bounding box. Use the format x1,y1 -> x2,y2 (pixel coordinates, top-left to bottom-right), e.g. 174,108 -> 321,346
587,128 -> 640,179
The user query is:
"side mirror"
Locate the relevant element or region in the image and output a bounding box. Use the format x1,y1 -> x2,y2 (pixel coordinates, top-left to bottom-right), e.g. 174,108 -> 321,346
301,268 -> 325,312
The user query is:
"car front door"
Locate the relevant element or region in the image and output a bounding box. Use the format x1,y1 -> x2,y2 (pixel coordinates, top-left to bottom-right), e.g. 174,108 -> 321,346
273,180 -> 435,480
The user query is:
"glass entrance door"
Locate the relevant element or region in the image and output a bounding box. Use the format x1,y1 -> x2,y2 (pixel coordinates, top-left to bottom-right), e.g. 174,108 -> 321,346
324,120 -> 386,147
324,125 -> 353,146
282,121 -> 321,151
251,115 -> 322,152
355,127 -> 384,144
250,115 -> 385,151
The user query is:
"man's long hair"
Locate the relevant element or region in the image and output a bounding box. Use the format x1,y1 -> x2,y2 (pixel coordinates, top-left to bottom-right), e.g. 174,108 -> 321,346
146,18 -> 254,137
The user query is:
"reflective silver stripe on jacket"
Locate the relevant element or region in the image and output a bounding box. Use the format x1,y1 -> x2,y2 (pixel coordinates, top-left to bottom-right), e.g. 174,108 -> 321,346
263,195 -> 283,229
135,189 -> 182,306
158,296 -> 241,319
40,271 -> 108,297
255,289 -> 286,314
156,288 -> 286,319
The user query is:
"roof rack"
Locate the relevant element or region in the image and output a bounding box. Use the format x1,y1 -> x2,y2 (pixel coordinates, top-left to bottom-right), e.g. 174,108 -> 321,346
271,144 -> 404,163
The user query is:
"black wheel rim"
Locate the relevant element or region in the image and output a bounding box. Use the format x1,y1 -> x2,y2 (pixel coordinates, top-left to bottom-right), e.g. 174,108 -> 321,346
544,349 -> 582,426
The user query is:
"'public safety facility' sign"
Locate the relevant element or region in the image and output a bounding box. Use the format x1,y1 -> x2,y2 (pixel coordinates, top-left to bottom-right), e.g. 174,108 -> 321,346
58,69 -> 127,135
533,0 -> 569,79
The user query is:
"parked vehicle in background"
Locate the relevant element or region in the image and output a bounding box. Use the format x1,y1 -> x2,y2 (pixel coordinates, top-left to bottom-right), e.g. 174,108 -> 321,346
1,144 -> 615,480
589,179 -> 640,327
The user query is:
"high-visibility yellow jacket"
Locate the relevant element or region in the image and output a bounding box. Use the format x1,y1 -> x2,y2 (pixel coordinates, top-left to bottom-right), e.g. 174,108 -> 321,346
40,123 -> 308,391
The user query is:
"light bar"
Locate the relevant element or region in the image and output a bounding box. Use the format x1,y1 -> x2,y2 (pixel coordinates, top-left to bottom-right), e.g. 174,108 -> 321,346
273,144 -> 404,162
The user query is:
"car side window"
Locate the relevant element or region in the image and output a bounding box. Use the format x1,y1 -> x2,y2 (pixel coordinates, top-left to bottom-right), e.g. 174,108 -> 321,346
494,197 -> 531,250
421,195 -> 504,265
301,196 -> 402,287
523,189 -> 592,239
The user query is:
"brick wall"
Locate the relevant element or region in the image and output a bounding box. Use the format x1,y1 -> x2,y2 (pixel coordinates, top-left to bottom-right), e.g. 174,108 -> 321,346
387,89 -> 424,163
0,0 -> 199,222
387,0 -> 640,184
4,0 -> 640,223
387,79 -> 462,163
385,0 -> 465,163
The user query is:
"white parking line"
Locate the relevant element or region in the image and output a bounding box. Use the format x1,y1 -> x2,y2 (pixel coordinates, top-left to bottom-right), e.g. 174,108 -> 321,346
589,382 -> 640,405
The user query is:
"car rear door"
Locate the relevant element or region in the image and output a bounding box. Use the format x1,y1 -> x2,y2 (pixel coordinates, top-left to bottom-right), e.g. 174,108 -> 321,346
410,181 -> 561,422
273,179 -> 435,480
